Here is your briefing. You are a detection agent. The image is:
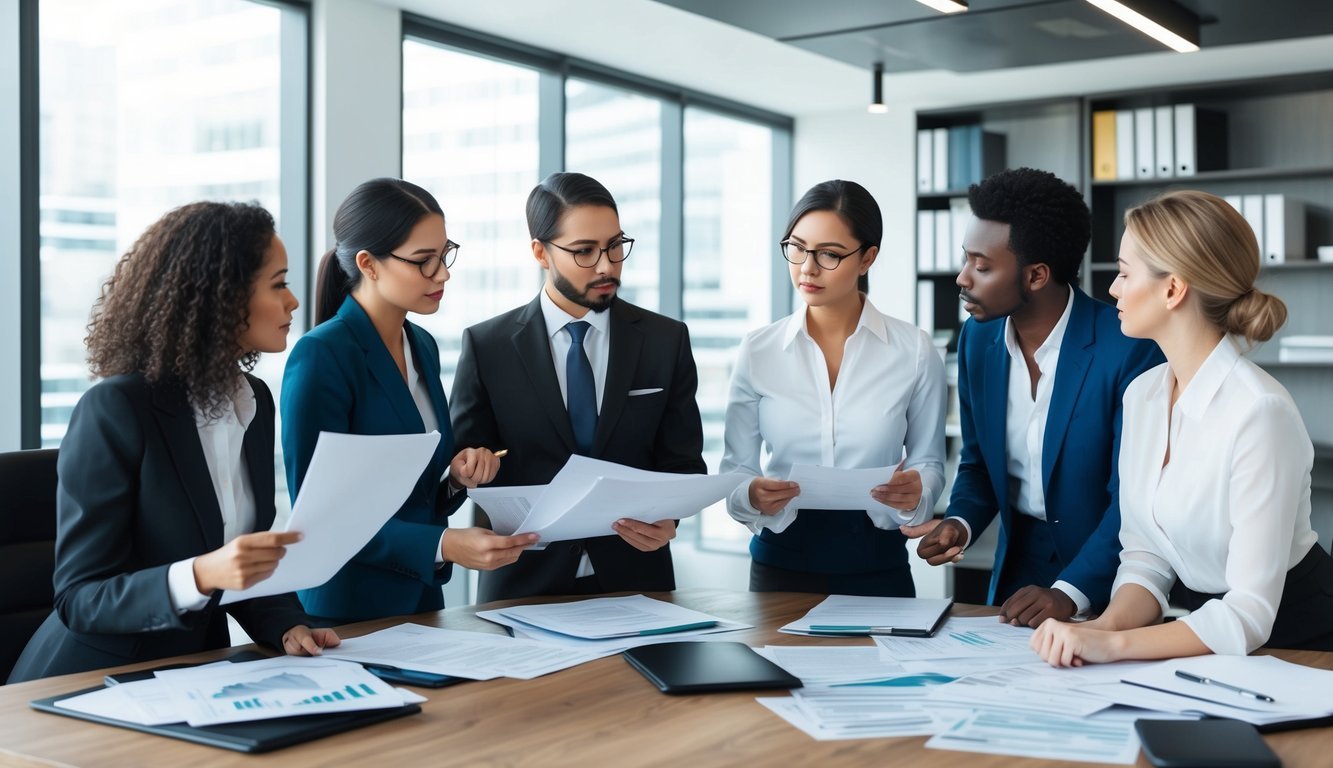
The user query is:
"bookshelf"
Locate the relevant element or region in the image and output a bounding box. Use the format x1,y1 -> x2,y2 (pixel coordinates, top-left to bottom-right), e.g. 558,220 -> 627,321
913,72 -> 1333,600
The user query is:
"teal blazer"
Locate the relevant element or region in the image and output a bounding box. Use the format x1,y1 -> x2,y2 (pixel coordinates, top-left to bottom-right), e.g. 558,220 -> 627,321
281,296 -> 462,622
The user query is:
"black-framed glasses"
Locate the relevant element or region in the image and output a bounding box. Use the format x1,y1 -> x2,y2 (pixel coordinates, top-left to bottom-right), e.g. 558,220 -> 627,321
544,236 -> 634,268
386,239 -> 460,277
780,240 -> 866,271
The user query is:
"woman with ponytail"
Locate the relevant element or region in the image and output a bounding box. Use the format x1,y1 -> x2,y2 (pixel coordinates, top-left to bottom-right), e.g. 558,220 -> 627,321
281,178 -> 536,623
1032,190 -> 1333,666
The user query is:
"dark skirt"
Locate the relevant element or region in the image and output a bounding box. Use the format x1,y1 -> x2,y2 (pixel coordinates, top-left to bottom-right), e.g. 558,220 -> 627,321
1171,543 -> 1333,651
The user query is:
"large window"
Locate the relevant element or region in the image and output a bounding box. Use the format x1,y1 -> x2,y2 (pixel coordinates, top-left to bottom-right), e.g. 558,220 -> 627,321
402,39 -> 542,395
683,109 -> 776,550
36,0 -> 307,508
566,79 -> 662,312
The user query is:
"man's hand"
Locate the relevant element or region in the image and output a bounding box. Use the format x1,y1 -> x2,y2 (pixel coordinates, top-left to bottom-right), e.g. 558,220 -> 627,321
999,586 -> 1077,628
282,626 -> 341,656
903,518 -> 968,566
612,518 -> 676,552
193,531 -> 301,594
442,527 -> 538,569
450,448 -> 502,489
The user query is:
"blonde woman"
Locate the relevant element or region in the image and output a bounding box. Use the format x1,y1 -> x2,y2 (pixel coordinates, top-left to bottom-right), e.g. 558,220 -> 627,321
1032,190 -> 1333,666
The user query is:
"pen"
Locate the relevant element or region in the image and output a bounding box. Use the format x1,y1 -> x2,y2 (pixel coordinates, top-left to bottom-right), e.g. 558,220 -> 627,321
1174,670 -> 1276,703
493,449 -> 508,458
807,625 -> 914,636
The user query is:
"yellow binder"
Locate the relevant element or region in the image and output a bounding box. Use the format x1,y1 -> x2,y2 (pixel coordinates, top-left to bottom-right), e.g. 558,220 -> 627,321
1092,110 -> 1117,181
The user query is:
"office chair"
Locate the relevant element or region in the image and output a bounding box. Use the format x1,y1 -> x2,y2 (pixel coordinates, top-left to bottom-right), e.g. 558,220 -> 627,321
0,449 -> 59,683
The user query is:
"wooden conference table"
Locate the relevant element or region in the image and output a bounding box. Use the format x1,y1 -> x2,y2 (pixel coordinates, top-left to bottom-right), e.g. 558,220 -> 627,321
2,588 -> 1331,767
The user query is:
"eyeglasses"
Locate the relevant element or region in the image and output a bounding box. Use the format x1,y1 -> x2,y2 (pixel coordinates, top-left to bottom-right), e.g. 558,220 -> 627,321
779,240 -> 867,271
386,240 -> 460,277
544,236 -> 634,269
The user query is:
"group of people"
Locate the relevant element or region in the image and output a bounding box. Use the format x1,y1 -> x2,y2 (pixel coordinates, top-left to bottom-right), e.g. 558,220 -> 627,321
9,165 -> 1333,686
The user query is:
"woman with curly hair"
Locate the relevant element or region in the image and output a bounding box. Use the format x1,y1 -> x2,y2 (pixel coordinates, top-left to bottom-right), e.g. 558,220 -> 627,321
8,201 -> 339,684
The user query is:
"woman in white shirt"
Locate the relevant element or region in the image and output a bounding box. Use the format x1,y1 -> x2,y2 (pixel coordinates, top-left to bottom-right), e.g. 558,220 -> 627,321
9,202 -> 338,683
721,180 -> 947,596
1032,189 -> 1333,666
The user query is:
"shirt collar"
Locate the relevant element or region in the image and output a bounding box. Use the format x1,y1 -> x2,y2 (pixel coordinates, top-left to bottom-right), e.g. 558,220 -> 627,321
782,296 -> 889,351
1169,335 -> 1242,420
1003,286 -> 1075,367
193,377 -> 257,429
540,285 -> 611,340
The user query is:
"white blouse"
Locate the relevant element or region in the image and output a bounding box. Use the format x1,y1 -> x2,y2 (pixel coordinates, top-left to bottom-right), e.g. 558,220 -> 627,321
721,298 -> 947,533
1113,336 -> 1317,655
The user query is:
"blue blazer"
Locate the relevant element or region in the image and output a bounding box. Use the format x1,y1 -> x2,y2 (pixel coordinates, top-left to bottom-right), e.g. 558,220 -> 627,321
948,288 -> 1163,609
9,374 -> 310,683
281,296 -> 462,622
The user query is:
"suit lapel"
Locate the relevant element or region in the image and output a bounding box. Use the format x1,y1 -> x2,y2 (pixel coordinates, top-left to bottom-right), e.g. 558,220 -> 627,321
1042,289 -> 1093,494
240,375 -> 276,532
982,330 -> 1010,512
407,322 -> 452,475
338,297 -> 424,433
150,383 -> 224,550
511,296 -> 578,453
593,300 -> 642,456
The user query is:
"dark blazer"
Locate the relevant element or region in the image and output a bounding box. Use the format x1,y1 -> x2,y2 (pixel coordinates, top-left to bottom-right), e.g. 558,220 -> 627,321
948,287 -> 1163,610
451,295 -> 706,602
8,373 -> 310,684
281,296 -> 462,622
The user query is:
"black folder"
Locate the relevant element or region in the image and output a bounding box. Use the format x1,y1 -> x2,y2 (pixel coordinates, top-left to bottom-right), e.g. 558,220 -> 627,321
32,662 -> 422,754
622,641 -> 802,694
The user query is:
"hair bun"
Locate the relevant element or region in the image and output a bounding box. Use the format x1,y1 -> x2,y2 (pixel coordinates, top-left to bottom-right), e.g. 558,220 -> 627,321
1225,288 -> 1287,343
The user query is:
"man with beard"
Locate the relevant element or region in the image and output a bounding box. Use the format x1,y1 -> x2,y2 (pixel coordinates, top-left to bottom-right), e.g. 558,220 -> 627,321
451,173 -> 706,601
903,168 -> 1161,627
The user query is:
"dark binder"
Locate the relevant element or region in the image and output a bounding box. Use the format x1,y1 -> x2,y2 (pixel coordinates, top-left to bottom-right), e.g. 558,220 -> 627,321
622,641 -> 802,695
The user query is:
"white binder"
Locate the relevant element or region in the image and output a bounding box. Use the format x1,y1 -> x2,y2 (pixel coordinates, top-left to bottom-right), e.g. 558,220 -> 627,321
934,210 -> 952,272
950,197 -> 970,270
1154,106 -> 1174,178
1134,108 -> 1155,179
1174,104 -> 1196,176
917,210 -> 935,273
1115,110 -> 1135,180
917,130 -> 933,193
917,282 -> 935,335
932,128 -> 949,192
1241,195 -> 1265,260
1263,194 -> 1306,264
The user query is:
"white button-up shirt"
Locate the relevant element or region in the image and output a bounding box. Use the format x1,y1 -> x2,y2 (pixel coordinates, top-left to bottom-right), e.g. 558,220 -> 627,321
166,380 -> 259,613
1114,336 -> 1317,655
1004,288 -> 1073,523
721,298 -> 946,533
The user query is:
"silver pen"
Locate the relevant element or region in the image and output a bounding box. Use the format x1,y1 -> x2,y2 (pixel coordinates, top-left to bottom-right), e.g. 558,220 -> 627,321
1174,670 -> 1276,703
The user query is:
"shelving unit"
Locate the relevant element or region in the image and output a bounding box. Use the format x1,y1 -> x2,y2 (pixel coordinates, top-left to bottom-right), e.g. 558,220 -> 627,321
913,71 -> 1333,603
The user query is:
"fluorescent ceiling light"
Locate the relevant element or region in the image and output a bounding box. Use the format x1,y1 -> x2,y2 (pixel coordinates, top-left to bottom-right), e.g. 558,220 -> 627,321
914,0 -> 969,13
1085,0 -> 1200,53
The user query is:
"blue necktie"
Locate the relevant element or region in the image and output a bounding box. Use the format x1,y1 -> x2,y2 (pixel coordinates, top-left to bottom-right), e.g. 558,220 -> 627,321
565,321 -> 597,455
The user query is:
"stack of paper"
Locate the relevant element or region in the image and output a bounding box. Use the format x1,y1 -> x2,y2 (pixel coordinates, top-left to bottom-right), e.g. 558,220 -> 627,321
874,616 -> 1039,672
752,646 -> 914,687
324,623 -> 610,680
758,680 -> 967,741
467,456 -> 745,543
780,595 -> 953,637
485,595 -> 732,641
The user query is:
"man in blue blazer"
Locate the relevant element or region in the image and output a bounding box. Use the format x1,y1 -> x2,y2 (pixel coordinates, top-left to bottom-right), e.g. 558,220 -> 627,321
906,168 -> 1162,627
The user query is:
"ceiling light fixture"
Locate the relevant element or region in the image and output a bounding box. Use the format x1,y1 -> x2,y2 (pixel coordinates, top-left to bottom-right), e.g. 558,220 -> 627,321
914,0 -> 969,12
868,63 -> 887,114
1084,0 -> 1200,53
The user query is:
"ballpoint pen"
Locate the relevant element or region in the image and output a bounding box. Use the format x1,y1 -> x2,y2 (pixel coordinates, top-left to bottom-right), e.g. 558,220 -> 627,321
1174,670 -> 1276,703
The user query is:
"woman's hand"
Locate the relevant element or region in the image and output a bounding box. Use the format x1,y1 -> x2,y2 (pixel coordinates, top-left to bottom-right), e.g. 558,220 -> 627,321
193,531 -> 302,594
871,468 -> 922,511
282,626 -> 341,656
1030,618 -> 1123,667
450,448 -> 501,489
748,477 -> 800,515
612,519 -> 676,552
442,527 -> 538,570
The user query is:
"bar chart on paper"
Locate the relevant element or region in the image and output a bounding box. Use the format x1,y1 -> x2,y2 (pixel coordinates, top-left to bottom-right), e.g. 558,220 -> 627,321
873,617 -> 1038,662
295,684 -> 380,706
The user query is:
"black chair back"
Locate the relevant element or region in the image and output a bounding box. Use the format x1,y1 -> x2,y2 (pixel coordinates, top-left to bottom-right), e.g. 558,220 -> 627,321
0,449 -> 58,682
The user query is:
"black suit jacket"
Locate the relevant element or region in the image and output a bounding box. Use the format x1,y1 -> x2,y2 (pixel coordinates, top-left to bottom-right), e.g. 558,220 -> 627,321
451,296 -> 706,601
8,373 -> 311,683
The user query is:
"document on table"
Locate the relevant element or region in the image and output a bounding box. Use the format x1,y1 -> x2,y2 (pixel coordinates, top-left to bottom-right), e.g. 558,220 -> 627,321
323,623 -> 610,680
493,594 -> 728,640
753,647 -> 910,686
785,463 -> 905,516
926,665 -> 1111,717
475,455 -> 745,543
874,616 -> 1038,661
476,608 -> 750,653
757,681 -> 968,741
926,707 -> 1148,765
221,431 -> 440,604
780,595 -> 953,637
1117,654 -> 1333,724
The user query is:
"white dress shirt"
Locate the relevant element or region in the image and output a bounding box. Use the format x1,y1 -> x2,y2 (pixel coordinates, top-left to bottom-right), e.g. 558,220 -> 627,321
166,380 -> 259,613
1114,336 -> 1317,655
540,287 -> 612,578
721,298 -> 946,534
948,289 -> 1089,613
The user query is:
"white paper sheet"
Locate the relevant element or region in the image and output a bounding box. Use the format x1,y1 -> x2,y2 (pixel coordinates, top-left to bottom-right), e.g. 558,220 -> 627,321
926,666 -> 1112,717
476,608 -> 750,652
466,484 -> 544,535
780,595 -> 953,637
926,707 -> 1143,764
785,463 -> 905,516
221,431 -> 440,604
1116,655 -> 1333,724
323,623 -> 609,680
874,616 -> 1038,661
55,678 -> 184,726
754,646 -> 909,686
494,594 -> 728,640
